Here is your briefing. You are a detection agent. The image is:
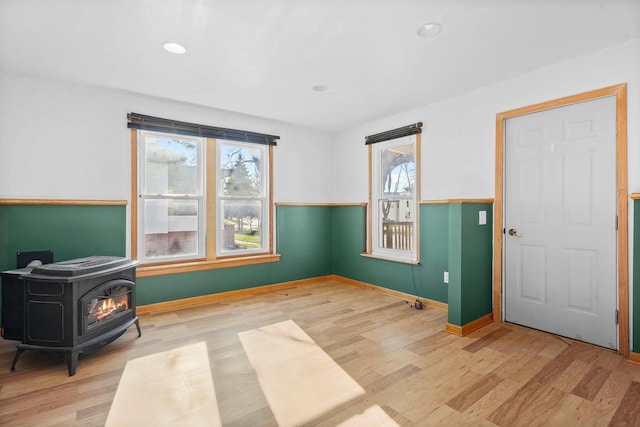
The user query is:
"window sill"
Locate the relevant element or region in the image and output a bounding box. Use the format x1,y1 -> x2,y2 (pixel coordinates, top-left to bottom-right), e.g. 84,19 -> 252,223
360,252 -> 419,265
137,253 -> 281,278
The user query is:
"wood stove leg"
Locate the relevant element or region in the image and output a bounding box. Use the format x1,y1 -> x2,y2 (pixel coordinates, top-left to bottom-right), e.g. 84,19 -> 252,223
10,347 -> 26,372
134,318 -> 141,337
65,351 -> 80,376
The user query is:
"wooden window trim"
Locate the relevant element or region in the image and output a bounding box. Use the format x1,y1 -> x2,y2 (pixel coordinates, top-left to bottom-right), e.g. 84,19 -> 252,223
137,253 -> 281,278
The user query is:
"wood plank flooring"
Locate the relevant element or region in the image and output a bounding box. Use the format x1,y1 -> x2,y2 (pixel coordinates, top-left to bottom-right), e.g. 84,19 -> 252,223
1,279 -> 640,426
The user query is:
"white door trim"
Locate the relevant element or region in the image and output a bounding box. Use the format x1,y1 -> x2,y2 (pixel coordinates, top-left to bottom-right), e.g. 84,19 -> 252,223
493,84 -> 629,356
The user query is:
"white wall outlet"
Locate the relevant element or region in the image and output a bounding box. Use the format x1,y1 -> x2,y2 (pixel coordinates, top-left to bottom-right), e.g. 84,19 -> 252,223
479,210 -> 487,225
444,271 -> 449,284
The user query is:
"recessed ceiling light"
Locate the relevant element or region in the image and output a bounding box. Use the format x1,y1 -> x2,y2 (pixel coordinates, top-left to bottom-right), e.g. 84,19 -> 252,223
312,85 -> 330,93
416,22 -> 442,38
163,42 -> 187,54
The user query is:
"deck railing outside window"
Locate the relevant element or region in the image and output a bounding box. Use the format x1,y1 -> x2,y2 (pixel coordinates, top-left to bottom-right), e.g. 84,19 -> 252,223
382,221 -> 413,251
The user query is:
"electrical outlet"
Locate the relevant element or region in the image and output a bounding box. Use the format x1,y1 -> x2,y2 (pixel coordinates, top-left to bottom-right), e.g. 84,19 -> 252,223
444,271 -> 449,284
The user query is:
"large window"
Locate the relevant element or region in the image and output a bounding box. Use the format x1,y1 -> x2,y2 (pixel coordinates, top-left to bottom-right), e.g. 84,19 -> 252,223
129,113 -> 278,272
367,124 -> 421,263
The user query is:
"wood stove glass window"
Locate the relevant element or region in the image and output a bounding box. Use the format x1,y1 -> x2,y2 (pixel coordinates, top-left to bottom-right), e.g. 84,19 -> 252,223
139,131 -> 205,263
85,281 -> 133,332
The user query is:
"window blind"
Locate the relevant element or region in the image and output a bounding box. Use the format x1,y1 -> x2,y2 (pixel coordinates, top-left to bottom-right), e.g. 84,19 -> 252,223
127,113 -> 279,146
365,122 -> 422,145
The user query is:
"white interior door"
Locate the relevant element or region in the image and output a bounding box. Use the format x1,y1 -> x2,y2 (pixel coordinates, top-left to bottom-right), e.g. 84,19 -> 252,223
504,96 -> 617,349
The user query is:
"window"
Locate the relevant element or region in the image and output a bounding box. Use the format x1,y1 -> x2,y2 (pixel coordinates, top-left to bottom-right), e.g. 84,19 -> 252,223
217,141 -> 268,257
367,124 -> 421,263
139,131 -> 205,262
129,113 -> 278,272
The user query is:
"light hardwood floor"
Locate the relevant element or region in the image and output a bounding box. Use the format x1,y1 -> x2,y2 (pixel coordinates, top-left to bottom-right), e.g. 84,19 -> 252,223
1,279 -> 640,426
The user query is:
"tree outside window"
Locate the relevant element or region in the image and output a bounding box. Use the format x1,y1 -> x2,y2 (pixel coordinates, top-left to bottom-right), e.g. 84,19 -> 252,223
218,142 -> 268,254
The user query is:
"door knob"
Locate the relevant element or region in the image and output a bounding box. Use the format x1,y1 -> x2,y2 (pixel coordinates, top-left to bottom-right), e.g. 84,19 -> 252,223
508,228 -> 522,237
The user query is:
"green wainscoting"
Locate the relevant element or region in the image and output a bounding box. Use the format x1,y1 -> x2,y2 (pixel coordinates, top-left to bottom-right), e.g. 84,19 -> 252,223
332,204 -> 449,304
272,205 -> 333,283
330,201 -> 492,326
136,204 -> 334,305
0,203 -> 127,312
0,204 -> 126,272
420,204 -> 450,304
447,202 -> 493,326
0,202 -> 495,328
137,262 -> 283,305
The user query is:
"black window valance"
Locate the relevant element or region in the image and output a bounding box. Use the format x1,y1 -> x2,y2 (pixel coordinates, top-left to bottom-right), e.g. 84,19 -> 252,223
127,113 -> 279,146
365,122 -> 422,145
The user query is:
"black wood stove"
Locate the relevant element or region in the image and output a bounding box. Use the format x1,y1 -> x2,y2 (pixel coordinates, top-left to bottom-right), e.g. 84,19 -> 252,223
1,256 -> 140,376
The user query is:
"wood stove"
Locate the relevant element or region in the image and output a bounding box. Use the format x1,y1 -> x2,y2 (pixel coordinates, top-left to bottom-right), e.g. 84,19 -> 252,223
1,256 -> 140,376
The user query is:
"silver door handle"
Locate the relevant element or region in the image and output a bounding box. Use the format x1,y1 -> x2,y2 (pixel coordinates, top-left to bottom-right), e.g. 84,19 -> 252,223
508,228 -> 522,237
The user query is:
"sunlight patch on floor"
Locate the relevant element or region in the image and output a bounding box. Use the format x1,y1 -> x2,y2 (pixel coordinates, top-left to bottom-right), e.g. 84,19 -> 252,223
105,341 -> 221,427
239,319 -> 366,426
337,405 -> 400,427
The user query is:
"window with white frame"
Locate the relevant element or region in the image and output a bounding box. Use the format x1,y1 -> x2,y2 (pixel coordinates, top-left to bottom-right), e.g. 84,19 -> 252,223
129,113 -> 277,267
139,131 -> 205,262
367,124 -> 421,263
217,141 -> 268,256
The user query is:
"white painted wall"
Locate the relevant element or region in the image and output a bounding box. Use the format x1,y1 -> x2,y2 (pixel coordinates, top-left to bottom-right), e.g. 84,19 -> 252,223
0,72 -> 333,203
330,38 -> 640,202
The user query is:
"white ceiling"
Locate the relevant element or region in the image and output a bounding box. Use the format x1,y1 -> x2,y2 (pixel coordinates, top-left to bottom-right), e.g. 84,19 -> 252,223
1,0 -> 639,132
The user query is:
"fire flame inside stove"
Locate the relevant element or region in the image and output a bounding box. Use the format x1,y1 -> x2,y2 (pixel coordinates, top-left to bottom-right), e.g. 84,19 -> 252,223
88,294 -> 129,325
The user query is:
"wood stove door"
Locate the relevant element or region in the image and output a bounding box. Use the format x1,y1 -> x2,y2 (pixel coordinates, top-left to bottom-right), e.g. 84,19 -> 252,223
81,279 -> 135,337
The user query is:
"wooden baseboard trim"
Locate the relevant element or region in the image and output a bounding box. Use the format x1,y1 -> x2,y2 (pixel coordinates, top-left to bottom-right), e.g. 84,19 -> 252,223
444,323 -> 463,336
137,275 -> 332,314
629,352 -> 640,365
330,274 -> 448,312
445,313 -> 493,337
